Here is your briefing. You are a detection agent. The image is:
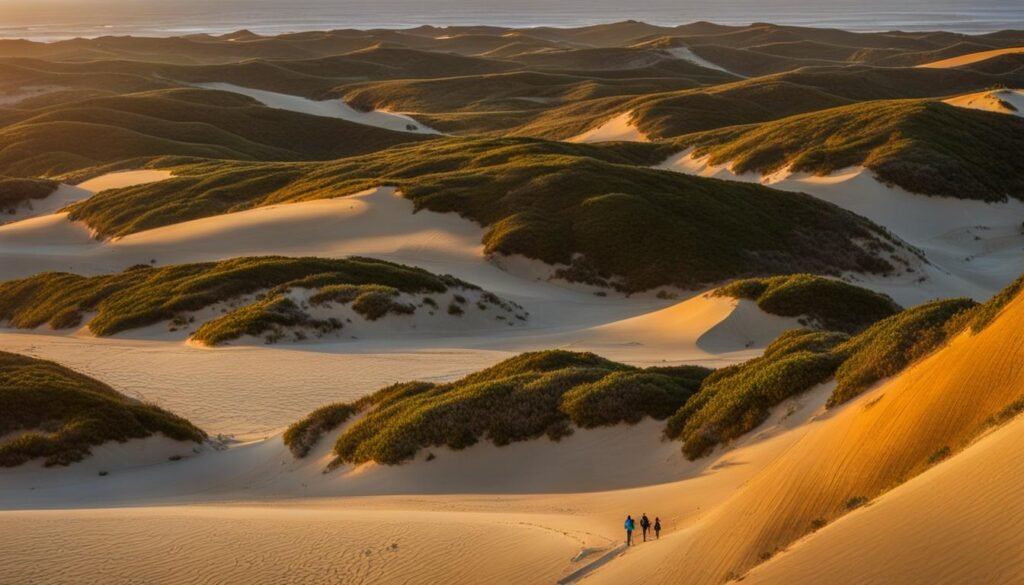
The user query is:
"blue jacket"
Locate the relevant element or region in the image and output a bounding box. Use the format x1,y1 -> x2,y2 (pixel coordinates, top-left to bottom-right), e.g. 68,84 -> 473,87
625,518 -> 635,530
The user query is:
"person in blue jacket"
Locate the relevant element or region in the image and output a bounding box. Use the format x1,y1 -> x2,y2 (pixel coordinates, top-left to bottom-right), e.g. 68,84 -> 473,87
624,515 -> 636,546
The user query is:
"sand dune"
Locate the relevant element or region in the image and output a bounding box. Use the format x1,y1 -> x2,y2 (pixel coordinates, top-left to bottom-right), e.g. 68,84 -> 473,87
193,82 -> 442,134
586,278 -> 1024,585
0,370 -> 839,585
75,169 -> 175,192
743,411 -> 1024,585
660,150 -> 1024,306
566,111 -> 649,143
944,88 -> 1024,117
917,46 -> 1024,68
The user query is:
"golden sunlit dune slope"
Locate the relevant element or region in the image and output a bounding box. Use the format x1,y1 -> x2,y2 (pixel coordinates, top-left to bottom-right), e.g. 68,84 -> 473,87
591,282 -> 1024,584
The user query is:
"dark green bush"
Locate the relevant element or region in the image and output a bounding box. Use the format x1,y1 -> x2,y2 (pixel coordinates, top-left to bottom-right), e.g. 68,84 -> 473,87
0,351 -> 204,467
715,274 -> 901,334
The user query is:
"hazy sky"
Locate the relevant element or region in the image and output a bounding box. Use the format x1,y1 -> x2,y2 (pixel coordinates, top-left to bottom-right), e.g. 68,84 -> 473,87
1,0 -> 1022,38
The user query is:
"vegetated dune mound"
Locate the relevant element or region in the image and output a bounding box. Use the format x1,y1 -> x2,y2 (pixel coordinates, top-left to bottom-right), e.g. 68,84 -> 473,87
713,274 -> 902,334
0,351 -> 204,467
284,350 -> 712,465
64,137 -> 910,292
672,99 -> 1024,200
566,111 -> 649,143
0,256 -> 525,345
0,87 -> 431,178
591,276 -> 1024,585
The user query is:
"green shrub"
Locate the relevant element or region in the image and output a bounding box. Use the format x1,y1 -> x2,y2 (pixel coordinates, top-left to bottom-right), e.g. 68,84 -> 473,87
0,256 -> 479,341
828,298 -> 977,406
289,351 -> 711,465
667,330 -> 848,459
715,274 -> 901,334
66,136 -> 902,292
562,367 -> 710,428
0,351 -> 204,467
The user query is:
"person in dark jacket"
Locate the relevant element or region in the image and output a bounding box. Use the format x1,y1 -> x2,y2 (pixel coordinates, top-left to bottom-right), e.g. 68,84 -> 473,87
654,517 -> 662,540
640,513 -> 651,542
624,515 -> 636,546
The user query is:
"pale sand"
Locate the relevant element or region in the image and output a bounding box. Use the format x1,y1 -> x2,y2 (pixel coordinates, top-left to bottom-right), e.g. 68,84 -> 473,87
584,281 -> 1024,585
917,46 -> 1024,68
75,169 -> 175,192
665,46 -> 742,77
567,111 -> 649,143
193,82 -> 442,134
0,378 -> 837,584
944,88 -> 1024,117
0,184 -> 795,437
659,150 -> 1024,306
0,184 -> 90,225
0,84 -> 65,106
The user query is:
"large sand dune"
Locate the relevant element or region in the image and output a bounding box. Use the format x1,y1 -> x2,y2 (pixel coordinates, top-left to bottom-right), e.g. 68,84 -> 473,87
585,277 -> 1024,584
917,46 -> 1024,68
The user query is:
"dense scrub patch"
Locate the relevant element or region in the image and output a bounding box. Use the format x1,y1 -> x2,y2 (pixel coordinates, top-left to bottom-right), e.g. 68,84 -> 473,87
674,99 -> 1024,200
68,137 -> 903,291
828,298 -> 978,406
0,351 -> 204,467
0,88 -> 430,178
285,350 -> 711,465
667,295 -> 979,457
714,274 -> 902,334
0,176 -> 59,215
0,256 -> 486,343
665,330 -> 848,458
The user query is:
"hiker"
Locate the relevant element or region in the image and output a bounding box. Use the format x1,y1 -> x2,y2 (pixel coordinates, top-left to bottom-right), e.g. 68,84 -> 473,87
654,517 -> 662,540
640,513 -> 651,542
624,515 -> 635,546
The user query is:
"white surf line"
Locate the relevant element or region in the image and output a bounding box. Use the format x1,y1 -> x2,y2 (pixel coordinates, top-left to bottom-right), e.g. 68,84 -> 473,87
664,46 -> 745,78
557,544 -> 628,584
192,82 -> 443,135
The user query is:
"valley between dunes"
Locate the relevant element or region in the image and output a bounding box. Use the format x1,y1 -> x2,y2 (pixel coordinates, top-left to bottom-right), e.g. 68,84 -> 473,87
3,20 -> 1024,585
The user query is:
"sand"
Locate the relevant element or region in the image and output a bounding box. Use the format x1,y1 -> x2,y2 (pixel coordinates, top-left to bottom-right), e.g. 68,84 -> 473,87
944,88 -> 1024,117
659,149 -> 1024,306
193,82 -> 442,134
917,46 -> 1024,68
584,280 -> 1024,585
665,46 -> 742,77
566,111 -> 649,143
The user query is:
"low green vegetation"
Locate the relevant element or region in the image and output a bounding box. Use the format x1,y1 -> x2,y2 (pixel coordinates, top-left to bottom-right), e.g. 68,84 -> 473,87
0,351 -> 204,467
664,330 -> 848,459
67,137 -> 901,292
828,298 -> 978,406
0,88 -> 430,178
674,99 -> 1024,201
714,274 -> 902,334
284,350 -> 711,465
0,256 -> 481,343
0,176 -> 59,215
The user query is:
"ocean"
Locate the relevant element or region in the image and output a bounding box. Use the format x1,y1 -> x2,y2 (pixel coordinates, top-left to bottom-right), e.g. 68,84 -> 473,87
1,0 -> 1023,41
